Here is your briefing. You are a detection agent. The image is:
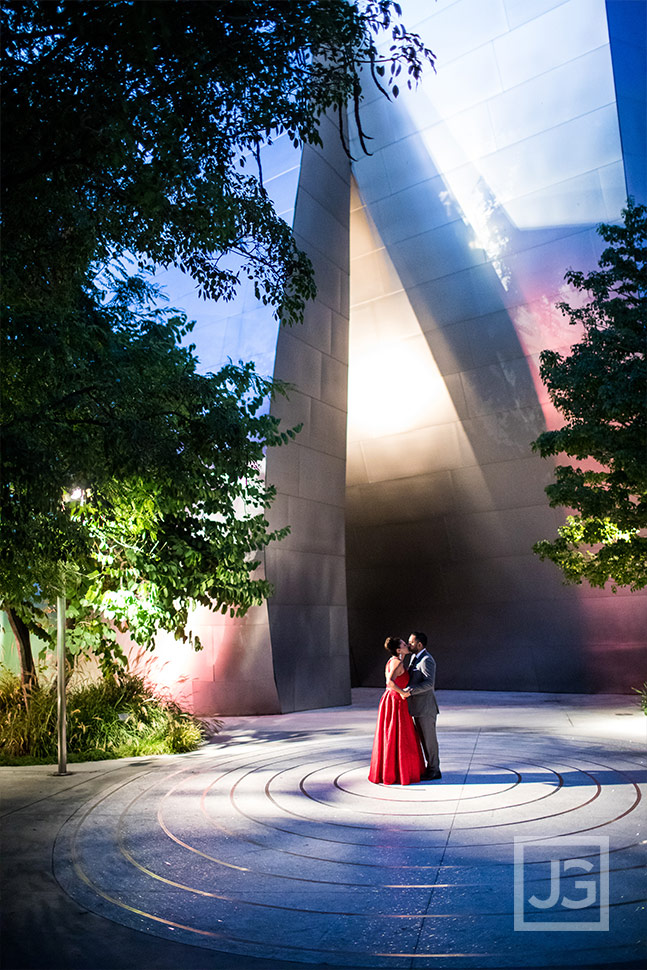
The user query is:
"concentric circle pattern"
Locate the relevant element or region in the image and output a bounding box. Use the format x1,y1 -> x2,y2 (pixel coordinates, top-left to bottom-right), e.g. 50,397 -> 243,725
54,724 -> 646,968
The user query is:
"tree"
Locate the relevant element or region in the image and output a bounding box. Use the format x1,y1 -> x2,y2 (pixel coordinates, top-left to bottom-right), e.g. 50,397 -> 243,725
2,0 -> 434,326
1,1 -> 435,694
1,273 -> 298,693
531,199 -> 647,591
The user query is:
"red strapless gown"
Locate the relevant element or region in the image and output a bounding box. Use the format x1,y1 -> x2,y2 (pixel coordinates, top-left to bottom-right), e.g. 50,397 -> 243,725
368,672 -> 425,785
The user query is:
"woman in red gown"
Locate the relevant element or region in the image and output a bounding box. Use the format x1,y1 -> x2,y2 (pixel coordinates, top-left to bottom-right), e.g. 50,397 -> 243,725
368,637 -> 425,785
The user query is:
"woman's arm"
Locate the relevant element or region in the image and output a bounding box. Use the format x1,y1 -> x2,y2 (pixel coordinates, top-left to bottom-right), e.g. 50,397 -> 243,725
404,654 -> 436,694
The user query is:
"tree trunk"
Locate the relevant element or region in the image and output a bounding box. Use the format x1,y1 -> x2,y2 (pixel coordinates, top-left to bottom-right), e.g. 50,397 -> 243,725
6,607 -> 39,704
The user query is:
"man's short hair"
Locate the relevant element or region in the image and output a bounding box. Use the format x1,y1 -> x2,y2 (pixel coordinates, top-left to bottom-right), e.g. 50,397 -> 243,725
412,631 -> 427,647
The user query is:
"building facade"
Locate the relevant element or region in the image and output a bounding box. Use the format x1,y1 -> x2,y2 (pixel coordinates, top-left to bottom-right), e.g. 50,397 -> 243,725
119,0 -> 646,713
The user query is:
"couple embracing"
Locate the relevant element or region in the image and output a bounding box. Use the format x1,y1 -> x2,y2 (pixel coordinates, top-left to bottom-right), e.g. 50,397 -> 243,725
368,632 -> 441,786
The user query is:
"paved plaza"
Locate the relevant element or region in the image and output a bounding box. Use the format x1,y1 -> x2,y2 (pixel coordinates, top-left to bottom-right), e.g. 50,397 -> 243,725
1,690 -> 645,970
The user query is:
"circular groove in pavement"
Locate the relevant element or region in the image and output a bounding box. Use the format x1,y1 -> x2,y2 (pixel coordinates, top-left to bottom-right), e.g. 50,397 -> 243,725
54,730 -> 646,968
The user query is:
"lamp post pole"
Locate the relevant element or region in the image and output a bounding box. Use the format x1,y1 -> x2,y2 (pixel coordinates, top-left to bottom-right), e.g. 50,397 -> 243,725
56,593 -> 67,776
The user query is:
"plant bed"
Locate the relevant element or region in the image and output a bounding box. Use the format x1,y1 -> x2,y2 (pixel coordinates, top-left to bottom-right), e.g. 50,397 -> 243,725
0,669 -> 208,765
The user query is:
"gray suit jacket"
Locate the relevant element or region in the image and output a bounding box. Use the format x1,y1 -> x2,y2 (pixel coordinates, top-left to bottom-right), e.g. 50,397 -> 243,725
404,649 -> 439,716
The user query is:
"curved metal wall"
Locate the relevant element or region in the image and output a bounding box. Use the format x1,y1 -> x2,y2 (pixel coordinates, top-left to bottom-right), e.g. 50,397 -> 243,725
116,0 -> 646,712
130,117 -> 352,716
345,0 -> 647,692
265,113 -> 352,712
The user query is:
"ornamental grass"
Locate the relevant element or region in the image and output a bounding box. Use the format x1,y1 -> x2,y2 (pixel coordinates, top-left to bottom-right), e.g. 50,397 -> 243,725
0,668 -> 205,765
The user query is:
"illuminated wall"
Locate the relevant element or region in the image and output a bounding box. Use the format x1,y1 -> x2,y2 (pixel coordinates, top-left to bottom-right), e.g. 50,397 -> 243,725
264,123 -> 353,713
129,0 -> 645,713
137,114 -> 352,715
346,0 -> 647,692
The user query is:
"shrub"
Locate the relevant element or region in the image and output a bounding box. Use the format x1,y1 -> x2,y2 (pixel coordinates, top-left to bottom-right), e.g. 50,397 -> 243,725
632,682 -> 647,716
0,668 -> 205,764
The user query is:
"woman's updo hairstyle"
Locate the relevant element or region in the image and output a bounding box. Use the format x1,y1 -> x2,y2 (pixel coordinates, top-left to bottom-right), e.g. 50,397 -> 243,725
384,636 -> 402,656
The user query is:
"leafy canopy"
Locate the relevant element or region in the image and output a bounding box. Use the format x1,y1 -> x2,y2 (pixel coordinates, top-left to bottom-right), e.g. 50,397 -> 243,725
531,199 -> 647,591
1,272 -> 299,669
2,0 -> 434,325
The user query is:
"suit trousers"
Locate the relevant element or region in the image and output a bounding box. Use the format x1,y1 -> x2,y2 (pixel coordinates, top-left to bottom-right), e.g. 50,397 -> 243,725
413,713 -> 440,772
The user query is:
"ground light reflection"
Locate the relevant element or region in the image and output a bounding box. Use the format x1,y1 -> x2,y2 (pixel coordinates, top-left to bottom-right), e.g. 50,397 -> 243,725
51,692 -> 645,967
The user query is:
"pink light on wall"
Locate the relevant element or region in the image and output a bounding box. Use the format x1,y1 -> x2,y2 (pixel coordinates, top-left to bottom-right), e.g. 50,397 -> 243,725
120,599 -> 280,717
119,606 -> 240,715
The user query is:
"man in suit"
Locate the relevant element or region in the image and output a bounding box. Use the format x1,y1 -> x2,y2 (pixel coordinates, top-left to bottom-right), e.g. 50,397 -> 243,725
403,631 -> 441,780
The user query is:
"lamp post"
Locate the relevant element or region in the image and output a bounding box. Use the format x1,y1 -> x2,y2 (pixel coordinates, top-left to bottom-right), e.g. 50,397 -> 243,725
55,487 -> 84,777
56,593 -> 67,775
